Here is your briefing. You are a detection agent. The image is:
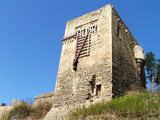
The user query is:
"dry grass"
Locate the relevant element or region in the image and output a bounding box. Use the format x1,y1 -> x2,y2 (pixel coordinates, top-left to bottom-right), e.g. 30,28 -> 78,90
30,102 -> 52,119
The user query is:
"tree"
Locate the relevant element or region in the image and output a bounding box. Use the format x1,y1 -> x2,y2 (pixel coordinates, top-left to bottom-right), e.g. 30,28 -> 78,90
155,59 -> 160,90
1,103 -> 6,106
145,51 -> 156,91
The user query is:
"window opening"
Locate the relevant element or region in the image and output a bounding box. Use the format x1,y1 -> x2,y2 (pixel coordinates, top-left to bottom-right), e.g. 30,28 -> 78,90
117,26 -> 123,40
117,26 -> 120,38
73,61 -> 78,71
87,25 -> 97,34
77,29 -> 86,38
96,84 -> 101,97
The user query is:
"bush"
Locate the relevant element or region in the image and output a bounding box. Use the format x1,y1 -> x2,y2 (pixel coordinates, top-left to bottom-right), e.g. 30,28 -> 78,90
2,101 -> 52,120
8,102 -> 32,119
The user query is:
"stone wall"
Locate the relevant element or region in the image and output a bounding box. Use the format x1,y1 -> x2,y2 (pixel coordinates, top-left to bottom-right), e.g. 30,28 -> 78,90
53,4 -> 113,108
111,7 -> 145,97
34,92 -> 54,105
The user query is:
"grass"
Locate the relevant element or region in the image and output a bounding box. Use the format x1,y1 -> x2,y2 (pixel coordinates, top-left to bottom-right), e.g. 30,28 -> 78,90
69,91 -> 160,119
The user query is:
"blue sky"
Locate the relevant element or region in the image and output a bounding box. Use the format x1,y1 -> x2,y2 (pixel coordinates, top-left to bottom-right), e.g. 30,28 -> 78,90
0,0 -> 160,105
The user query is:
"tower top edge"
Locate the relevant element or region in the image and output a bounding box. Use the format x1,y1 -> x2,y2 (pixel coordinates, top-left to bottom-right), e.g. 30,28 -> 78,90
66,4 -> 113,24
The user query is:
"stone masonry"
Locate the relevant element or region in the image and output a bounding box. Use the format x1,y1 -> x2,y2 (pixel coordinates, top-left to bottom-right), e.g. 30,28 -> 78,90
34,92 -> 54,106
44,4 -> 145,120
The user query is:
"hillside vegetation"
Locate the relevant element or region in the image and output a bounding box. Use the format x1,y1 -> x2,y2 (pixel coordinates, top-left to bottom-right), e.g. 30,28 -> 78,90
69,91 -> 160,120
1,91 -> 160,120
1,102 -> 52,120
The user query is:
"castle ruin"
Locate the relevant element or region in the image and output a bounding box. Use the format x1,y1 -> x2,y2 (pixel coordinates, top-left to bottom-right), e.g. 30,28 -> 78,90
44,4 -> 146,120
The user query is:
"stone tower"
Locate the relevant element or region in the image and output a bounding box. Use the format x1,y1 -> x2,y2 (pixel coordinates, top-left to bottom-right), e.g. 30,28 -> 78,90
45,4 -> 145,120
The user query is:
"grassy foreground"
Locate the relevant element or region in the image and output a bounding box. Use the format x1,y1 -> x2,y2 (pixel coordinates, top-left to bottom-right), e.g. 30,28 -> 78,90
69,91 -> 160,120
2,92 -> 160,120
